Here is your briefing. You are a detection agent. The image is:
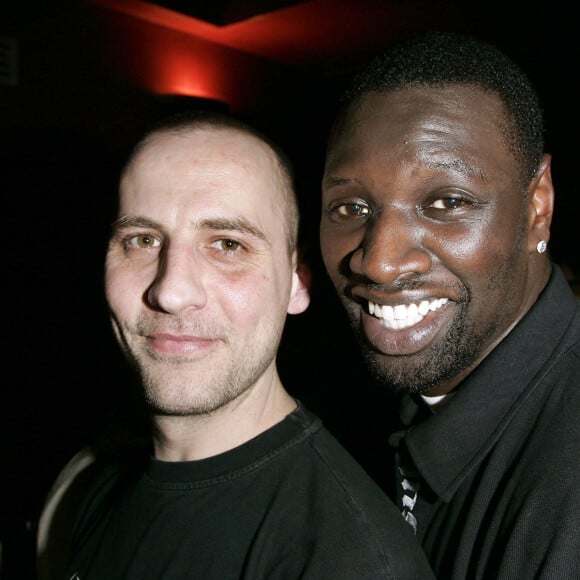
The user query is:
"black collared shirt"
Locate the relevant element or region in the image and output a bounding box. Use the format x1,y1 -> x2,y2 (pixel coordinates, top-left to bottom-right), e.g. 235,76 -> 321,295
391,265 -> 580,579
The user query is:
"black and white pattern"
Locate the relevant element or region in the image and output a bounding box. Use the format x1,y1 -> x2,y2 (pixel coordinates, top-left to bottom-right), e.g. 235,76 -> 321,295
398,464 -> 419,533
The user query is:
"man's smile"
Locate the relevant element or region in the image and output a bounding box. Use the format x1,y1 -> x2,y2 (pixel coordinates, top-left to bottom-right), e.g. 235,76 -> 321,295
368,297 -> 449,330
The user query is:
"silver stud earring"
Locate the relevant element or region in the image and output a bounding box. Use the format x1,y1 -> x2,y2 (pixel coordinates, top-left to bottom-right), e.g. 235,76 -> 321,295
537,240 -> 547,254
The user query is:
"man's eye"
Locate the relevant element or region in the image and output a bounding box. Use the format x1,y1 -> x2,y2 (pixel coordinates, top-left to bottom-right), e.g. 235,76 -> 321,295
429,198 -> 467,210
330,202 -> 371,220
214,239 -> 242,252
127,234 -> 161,249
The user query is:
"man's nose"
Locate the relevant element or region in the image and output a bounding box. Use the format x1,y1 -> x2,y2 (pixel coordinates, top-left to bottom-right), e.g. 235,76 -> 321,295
147,244 -> 207,314
349,209 -> 431,286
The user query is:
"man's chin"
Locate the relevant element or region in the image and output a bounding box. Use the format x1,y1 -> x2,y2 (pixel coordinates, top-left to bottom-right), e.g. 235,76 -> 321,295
360,349 -> 440,395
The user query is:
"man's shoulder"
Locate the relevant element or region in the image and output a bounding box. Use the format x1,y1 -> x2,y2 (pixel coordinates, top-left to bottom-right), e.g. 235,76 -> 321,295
257,406 -> 435,579
295,408 -> 411,524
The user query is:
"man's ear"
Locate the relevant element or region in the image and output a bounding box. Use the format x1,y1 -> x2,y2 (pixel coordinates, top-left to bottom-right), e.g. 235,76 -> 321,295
288,251 -> 311,315
527,154 -> 554,253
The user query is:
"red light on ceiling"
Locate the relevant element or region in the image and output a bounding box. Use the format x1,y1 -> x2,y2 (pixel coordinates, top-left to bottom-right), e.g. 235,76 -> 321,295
87,3 -> 269,111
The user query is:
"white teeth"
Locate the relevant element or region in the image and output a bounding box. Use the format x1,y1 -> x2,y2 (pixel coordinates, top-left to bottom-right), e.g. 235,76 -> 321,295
393,304 -> 407,320
382,305 -> 394,320
368,297 -> 448,330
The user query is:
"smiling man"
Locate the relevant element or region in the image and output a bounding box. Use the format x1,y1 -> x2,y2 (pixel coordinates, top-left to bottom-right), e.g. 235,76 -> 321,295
320,31 -> 580,579
61,110 -> 434,579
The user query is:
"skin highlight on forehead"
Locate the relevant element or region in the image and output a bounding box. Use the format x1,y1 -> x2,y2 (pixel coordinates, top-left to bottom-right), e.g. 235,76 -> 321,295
327,88 -> 518,199
126,125 -> 298,256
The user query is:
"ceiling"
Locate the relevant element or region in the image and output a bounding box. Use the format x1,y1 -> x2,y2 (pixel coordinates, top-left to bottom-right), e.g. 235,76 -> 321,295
0,0 -> 483,152
146,0 -> 311,25
85,0 -> 468,72
2,0 -> 575,157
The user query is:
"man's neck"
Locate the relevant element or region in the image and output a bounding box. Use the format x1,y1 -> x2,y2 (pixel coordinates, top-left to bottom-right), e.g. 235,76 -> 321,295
151,382 -> 296,462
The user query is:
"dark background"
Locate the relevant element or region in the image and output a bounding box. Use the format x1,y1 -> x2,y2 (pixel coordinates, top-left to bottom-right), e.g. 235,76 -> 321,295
1,1 -> 578,577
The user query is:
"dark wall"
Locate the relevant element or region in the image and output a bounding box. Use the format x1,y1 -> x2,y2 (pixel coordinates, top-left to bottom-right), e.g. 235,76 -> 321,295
1,2 -> 578,577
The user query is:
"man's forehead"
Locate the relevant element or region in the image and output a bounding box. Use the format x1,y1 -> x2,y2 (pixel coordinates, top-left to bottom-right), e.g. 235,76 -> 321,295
329,87 -> 508,159
145,125 -> 270,155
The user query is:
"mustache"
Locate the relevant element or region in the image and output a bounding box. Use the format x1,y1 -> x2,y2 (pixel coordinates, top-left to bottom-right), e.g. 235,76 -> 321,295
129,314 -> 229,341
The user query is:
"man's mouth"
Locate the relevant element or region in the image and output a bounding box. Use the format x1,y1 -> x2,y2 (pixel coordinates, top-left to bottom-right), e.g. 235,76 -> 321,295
368,298 -> 448,330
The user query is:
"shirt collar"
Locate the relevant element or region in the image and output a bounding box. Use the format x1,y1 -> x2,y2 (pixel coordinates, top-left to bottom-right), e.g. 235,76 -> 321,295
402,265 -> 577,500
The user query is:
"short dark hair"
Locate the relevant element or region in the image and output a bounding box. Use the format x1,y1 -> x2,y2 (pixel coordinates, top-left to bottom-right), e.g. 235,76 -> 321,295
339,30 -> 545,184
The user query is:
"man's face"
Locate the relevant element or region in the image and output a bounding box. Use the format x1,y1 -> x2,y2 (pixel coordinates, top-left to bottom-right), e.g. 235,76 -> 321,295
320,86 -> 540,395
105,127 -> 307,415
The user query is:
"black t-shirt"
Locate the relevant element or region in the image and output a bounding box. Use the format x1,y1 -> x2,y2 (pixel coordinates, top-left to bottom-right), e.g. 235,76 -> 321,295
66,404 -> 434,579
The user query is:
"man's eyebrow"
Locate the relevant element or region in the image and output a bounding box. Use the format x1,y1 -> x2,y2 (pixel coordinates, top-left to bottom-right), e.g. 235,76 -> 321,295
322,176 -> 360,189
323,160 -> 486,186
110,216 -> 161,232
425,158 -> 487,181
201,218 -> 268,244
110,215 -> 268,244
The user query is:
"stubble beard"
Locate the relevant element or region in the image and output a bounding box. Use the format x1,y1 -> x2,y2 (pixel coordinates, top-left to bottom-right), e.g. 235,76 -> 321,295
137,340 -> 279,417
349,266 -> 520,395
116,313 -> 283,418
357,309 -> 489,395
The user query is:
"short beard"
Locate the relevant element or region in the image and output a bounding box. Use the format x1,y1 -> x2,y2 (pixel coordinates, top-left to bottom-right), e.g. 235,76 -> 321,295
139,363 -> 240,417
356,305 -> 495,396
133,319 -> 281,418
138,346 -> 276,418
